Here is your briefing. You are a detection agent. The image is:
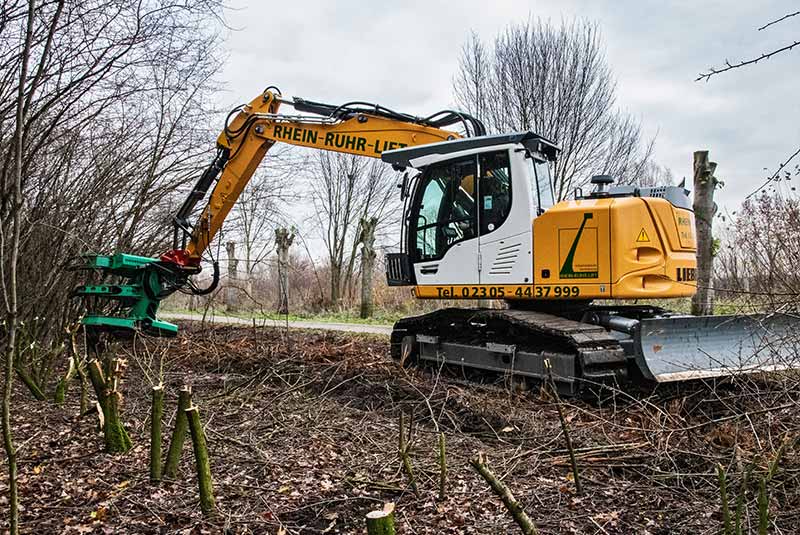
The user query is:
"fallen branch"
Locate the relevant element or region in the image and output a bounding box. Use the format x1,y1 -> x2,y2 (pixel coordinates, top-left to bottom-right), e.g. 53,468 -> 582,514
546,359 -> 582,495
470,452 -> 538,535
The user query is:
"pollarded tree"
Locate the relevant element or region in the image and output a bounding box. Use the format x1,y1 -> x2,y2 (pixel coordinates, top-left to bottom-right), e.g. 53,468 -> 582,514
308,152 -> 398,308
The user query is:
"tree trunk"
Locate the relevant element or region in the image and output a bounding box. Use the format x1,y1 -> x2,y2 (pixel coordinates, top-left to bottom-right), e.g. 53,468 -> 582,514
691,150 -> 718,316
14,367 -> 46,401
76,356 -> 89,415
3,3 -> 37,531
164,386 -> 192,478
359,217 -> 378,319
88,358 -> 132,454
150,385 -> 164,481
275,228 -> 295,314
55,330 -> 82,404
225,241 -> 239,312
54,355 -> 76,404
330,267 -> 342,310
186,406 -> 216,516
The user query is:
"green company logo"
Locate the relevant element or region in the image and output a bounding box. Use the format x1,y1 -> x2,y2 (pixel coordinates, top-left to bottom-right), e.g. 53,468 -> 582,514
560,212 -> 599,279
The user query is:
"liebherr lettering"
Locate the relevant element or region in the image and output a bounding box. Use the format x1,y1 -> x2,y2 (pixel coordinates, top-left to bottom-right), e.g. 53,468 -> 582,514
271,125 -> 407,154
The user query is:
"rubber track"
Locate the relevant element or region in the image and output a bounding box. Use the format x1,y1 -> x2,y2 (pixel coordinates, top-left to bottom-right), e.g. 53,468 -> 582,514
391,307 -> 627,394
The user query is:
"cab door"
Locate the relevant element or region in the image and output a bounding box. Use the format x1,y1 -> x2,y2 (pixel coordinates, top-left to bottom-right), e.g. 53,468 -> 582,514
411,156 -> 480,285
477,149 -> 534,285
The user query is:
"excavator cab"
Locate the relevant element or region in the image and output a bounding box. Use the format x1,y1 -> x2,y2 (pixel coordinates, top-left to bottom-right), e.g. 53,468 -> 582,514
383,131 -> 558,289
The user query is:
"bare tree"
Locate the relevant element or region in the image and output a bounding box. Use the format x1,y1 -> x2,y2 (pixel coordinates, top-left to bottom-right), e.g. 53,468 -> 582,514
0,0 -> 224,357
308,153 -> 398,309
0,0 -> 224,490
2,3 -> 39,530
717,192 -> 800,306
358,216 -> 378,319
453,18 -> 659,199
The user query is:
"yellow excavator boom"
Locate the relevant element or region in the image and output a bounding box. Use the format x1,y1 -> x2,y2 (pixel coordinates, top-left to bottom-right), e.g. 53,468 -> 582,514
183,90 -> 463,260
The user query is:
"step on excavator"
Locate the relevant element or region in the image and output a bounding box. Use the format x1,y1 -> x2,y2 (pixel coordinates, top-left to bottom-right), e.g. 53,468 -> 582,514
71,86 -> 800,395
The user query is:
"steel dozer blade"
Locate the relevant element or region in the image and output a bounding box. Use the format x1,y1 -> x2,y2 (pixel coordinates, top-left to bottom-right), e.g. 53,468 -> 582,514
70,253 -> 183,337
634,313 -> 800,382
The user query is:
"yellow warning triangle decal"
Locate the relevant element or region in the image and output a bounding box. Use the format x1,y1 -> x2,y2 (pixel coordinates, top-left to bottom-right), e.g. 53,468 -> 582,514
636,228 -> 650,243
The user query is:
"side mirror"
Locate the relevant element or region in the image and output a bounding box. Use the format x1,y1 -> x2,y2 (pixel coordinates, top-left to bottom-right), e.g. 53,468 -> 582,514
398,171 -> 410,200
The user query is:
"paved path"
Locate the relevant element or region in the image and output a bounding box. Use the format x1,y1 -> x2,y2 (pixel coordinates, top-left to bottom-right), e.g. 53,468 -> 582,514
161,312 -> 393,336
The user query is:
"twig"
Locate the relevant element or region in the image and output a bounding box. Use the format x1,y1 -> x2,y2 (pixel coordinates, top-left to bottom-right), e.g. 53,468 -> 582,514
758,11 -> 800,31
438,432 -> 447,501
398,410 -> 419,498
546,359 -> 582,495
717,463 -> 732,535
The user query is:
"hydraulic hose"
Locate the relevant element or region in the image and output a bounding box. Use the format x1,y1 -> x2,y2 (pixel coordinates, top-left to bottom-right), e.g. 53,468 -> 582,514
190,261 -> 220,296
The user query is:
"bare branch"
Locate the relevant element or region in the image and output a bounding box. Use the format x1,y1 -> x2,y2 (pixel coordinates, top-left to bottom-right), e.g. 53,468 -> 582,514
758,11 -> 800,31
697,40 -> 800,81
745,145 -> 800,201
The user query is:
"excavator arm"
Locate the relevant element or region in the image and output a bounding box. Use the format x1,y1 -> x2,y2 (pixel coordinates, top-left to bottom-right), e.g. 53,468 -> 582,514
172,89 -> 470,262
71,86 -> 483,336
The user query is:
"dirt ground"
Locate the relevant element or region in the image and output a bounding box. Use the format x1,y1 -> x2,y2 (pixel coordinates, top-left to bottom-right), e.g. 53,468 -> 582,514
2,322 -> 800,534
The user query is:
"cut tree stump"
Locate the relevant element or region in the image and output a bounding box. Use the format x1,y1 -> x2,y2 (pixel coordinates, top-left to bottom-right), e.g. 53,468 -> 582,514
186,405 -> 216,516
164,386 -> 192,478
366,503 -> 396,535
87,358 -> 132,453
150,385 -> 164,481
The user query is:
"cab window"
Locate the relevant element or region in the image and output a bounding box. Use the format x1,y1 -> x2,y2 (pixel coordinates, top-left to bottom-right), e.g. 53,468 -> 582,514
479,151 -> 512,234
414,157 -> 477,261
530,158 -> 555,213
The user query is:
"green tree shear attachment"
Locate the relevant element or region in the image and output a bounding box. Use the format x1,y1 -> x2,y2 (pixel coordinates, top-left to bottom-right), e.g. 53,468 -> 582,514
70,253 -> 182,337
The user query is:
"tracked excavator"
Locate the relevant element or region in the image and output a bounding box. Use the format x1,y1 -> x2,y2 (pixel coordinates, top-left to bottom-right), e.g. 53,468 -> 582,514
71,86 -> 799,395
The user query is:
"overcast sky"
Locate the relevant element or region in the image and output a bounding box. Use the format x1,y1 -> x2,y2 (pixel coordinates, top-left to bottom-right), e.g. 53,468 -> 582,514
218,0 -> 799,213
